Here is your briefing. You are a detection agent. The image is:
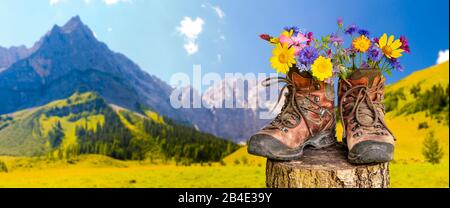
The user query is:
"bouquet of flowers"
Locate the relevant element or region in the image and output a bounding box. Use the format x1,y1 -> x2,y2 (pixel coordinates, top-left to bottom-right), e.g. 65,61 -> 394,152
259,18 -> 410,79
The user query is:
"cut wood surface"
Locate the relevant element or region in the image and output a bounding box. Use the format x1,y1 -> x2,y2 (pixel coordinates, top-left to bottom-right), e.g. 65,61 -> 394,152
266,143 -> 390,188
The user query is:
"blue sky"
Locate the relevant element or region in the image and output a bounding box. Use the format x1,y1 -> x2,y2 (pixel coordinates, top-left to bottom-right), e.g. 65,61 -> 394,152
0,0 -> 448,84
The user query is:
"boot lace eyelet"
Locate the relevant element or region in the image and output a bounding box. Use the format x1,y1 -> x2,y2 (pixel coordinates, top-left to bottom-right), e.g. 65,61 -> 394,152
315,84 -> 321,90
318,108 -> 325,117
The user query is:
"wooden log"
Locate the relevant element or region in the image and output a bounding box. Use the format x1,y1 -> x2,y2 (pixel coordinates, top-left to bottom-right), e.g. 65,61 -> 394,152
266,143 -> 390,188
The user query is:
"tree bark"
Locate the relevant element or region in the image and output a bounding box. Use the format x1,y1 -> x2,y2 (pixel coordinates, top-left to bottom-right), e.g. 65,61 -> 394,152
266,143 -> 390,188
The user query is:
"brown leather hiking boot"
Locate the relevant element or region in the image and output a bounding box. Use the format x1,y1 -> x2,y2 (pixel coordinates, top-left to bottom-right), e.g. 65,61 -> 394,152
247,70 -> 336,160
338,69 -> 395,164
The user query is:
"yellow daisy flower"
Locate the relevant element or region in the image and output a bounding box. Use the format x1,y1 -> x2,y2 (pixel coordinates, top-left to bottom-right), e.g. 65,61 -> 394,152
270,43 -> 296,74
352,35 -> 371,52
281,29 -> 293,37
311,56 -> 333,81
269,37 -> 279,44
377,33 -> 404,59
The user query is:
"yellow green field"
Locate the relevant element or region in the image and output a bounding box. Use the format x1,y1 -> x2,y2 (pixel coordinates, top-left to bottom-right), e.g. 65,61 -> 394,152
0,155 -> 266,188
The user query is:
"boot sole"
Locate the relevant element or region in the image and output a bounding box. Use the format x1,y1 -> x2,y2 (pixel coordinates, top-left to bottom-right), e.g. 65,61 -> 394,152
347,141 -> 394,164
247,130 -> 337,161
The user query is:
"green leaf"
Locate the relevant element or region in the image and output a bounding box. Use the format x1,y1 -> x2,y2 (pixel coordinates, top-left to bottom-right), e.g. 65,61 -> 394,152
385,68 -> 392,76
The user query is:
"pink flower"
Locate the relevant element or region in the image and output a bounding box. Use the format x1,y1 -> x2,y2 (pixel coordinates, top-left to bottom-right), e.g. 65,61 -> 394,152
373,37 -> 379,44
399,35 -> 410,53
279,32 -> 309,55
306,32 -> 313,45
326,49 -> 332,57
259,34 -> 271,41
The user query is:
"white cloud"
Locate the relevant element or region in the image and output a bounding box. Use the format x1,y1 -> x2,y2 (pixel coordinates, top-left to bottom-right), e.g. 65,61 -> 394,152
437,49 -> 449,64
201,3 -> 226,20
107,27 -> 113,32
103,0 -> 132,5
49,0 -> 66,5
212,6 -> 225,19
84,0 -> 92,4
219,35 -> 226,40
184,42 -> 199,55
177,17 -> 204,55
217,54 -> 222,62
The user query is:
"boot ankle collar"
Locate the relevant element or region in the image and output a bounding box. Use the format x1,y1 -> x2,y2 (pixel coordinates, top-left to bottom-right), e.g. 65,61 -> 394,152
291,71 -> 324,90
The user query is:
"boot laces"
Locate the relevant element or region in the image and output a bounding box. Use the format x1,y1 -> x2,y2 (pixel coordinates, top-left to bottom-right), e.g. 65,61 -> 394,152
261,76 -> 331,136
339,79 -> 394,139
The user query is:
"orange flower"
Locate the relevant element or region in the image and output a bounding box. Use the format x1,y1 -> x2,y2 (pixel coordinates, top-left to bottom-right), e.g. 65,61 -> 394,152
352,35 -> 371,52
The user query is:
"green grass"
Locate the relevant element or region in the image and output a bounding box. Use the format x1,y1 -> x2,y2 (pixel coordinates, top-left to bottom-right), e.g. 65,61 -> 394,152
1,153 -> 447,188
390,161 -> 449,188
0,155 -> 266,188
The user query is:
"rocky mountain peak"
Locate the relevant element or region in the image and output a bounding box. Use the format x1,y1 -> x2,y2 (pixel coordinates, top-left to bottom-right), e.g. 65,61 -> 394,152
60,15 -> 91,35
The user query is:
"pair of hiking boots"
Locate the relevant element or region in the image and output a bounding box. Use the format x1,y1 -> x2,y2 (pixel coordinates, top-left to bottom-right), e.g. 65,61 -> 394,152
247,69 -> 395,164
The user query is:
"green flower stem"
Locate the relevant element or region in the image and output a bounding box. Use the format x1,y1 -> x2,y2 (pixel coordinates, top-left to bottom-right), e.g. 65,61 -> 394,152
352,56 -> 355,70
359,52 -> 362,68
380,58 -> 388,71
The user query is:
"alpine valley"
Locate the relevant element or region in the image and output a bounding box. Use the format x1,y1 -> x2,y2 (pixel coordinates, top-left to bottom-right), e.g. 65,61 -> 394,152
0,16 -> 269,161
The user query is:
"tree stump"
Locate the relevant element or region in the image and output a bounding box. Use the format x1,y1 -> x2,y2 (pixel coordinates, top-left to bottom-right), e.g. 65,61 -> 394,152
266,143 -> 390,188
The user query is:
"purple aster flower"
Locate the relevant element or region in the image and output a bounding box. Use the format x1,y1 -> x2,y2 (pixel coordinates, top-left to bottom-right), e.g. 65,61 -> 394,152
344,24 -> 358,35
367,46 -> 382,62
284,26 -> 300,36
296,62 -> 308,72
389,58 -> 404,72
346,47 -> 357,56
337,18 -> 343,28
358,29 -> 370,37
360,61 -> 369,69
298,46 -> 319,65
329,33 -> 344,45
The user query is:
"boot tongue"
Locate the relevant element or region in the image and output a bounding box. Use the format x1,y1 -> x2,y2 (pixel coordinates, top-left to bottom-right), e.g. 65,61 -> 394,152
349,69 -> 382,87
290,70 -> 314,88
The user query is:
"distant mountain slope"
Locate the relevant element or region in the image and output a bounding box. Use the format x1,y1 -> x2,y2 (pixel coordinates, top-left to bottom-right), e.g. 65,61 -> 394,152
384,61 -> 449,122
0,16 -> 267,143
0,45 -> 33,71
387,61 -> 449,93
0,92 -> 238,162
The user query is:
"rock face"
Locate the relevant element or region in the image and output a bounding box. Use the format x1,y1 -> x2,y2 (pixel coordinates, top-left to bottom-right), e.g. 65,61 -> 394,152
266,143 -> 390,188
177,78 -> 273,142
0,45 -> 32,71
0,16 -> 269,143
0,16 -> 174,118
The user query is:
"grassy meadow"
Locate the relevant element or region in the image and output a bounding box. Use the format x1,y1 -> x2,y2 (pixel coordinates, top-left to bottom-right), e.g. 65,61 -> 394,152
0,154 -> 266,188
